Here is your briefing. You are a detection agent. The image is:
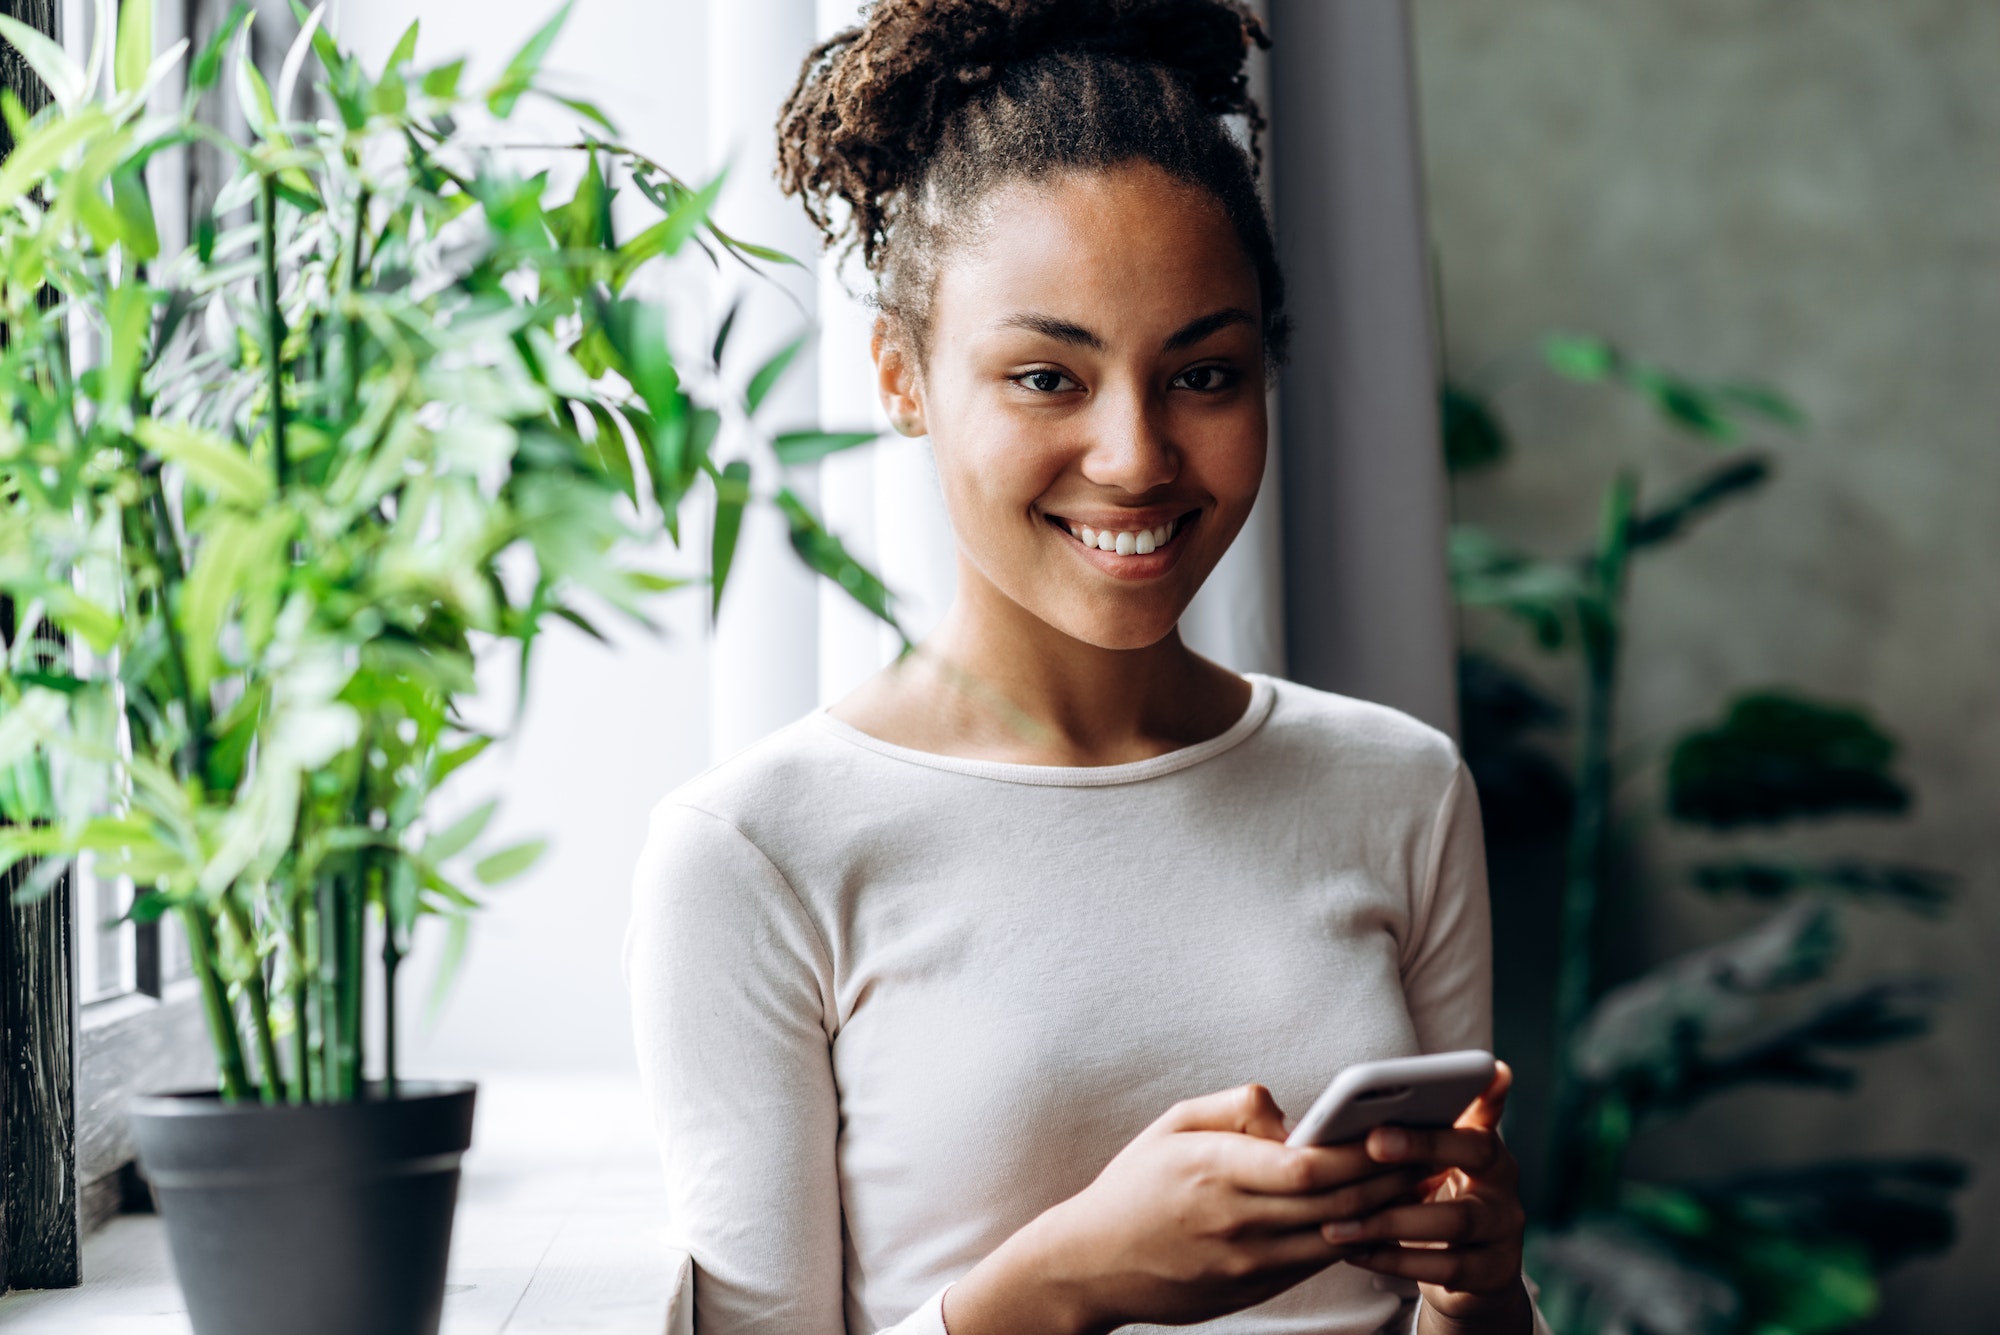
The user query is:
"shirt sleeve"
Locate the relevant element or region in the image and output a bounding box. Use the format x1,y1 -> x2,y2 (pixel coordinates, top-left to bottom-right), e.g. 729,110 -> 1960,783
1398,763 -> 1555,1335
1399,760 -> 1494,1055
625,800 -> 860,1334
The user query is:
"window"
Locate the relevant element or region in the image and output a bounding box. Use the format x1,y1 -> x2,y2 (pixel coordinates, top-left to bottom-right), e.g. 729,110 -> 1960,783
0,0 -> 280,1292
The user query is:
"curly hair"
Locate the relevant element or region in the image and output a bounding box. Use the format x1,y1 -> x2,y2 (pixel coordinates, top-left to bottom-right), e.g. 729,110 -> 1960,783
776,0 -> 1287,364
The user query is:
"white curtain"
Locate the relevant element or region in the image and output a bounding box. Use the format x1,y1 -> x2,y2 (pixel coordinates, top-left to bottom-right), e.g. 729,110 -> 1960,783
706,0 -> 1452,756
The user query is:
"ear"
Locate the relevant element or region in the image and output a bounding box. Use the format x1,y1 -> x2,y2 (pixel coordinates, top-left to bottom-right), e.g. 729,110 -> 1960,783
871,317 -> 927,438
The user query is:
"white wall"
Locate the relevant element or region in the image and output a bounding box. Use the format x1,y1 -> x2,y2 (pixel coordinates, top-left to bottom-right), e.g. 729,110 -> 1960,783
335,0 -> 717,1074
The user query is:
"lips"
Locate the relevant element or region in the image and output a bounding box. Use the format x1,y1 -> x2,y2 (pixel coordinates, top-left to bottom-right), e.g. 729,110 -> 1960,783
1044,508 -> 1200,578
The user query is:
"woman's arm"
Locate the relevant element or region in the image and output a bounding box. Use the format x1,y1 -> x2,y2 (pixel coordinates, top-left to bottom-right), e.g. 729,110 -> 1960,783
1331,762 -> 1540,1335
941,1085 -> 1432,1335
624,801 -> 854,1333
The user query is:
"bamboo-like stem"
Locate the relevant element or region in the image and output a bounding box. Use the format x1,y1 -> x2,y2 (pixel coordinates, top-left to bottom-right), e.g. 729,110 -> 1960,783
317,871 -> 346,1100
342,182 -> 370,416
383,923 -> 401,1093
220,892 -> 283,1104
289,882 -> 310,1103
343,857 -> 366,1091
1545,473 -> 1638,1225
260,174 -> 288,487
181,904 -> 250,1102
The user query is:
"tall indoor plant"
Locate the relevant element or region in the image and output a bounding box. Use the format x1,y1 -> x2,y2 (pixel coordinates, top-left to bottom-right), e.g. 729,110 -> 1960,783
0,2 -> 890,1330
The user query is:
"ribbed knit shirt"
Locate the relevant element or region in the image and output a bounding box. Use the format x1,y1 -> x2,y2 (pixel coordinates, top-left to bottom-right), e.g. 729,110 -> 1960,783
625,676 -> 1499,1334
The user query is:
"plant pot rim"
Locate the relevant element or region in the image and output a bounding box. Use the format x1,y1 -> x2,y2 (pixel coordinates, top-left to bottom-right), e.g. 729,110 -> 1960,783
131,1079 -> 476,1118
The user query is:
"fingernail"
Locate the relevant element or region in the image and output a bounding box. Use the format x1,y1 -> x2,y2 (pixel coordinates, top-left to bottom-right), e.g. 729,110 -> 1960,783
1324,1220 -> 1362,1240
1373,1127 -> 1408,1160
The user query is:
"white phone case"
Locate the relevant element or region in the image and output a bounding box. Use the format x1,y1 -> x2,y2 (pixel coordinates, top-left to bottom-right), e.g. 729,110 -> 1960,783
1284,1050 -> 1496,1149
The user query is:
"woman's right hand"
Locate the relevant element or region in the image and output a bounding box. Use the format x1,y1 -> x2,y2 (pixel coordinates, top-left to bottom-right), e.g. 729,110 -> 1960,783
941,1084 -> 1427,1335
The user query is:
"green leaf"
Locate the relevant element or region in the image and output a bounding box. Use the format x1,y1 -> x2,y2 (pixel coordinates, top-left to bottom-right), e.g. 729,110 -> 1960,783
0,106 -> 110,213
134,419 -> 272,506
1541,332 -> 1620,381
745,333 -> 805,416
0,14 -> 88,109
775,488 -> 902,635
420,57 -> 464,99
425,798 -> 495,863
114,0 -> 154,95
1440,382 -> 1506,472
109,162 -> 160,259
1716,381 -> 1807,430
187,4 -> 250,97
709,459 -> 750,617
660,166 -> 724,256
487,0 -> 569,117
96,280 -> 158,406
432,735 -> 493,785
426,911 -> 470,1020
382,18 -> 419,74
773,429 -> 878,467
543,91 -> 616,135
1668,692 -> 1911,829
473,838 -> 545,885
1690,859 -> 1953,917
1628,456 -> 1770,550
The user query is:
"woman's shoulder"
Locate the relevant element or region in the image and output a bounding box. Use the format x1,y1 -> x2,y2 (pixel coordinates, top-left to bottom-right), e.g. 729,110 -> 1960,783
1251,675 -> 1466,794
648,713 -> 864,837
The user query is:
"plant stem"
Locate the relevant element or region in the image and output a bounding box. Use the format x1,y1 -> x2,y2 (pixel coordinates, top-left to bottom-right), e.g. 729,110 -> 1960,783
1546,472 -> 1637,1225
383,925 -> 401,1093
220,892 -> 283,1104
342,182 -> 370,416
317,871 -> 348,1100
344,857 -> 366,1091
180,904 -> 250,1102
289,882 -> 310,1103
260,174 -> 288,488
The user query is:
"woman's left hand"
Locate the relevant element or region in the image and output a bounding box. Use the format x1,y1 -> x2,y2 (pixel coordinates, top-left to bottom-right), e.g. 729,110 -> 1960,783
1318,1061 -> 1533,1333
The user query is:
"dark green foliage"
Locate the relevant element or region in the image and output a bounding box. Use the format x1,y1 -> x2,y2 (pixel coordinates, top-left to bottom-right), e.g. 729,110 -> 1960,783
1448,332 -> 1963,1332
1443,381 -> 1508,471
1669,693 -> 1910,829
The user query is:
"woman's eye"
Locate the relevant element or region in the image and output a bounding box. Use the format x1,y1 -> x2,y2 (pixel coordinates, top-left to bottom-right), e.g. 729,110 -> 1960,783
1173,365 -> 1235,393
1016,369 -> 1076,394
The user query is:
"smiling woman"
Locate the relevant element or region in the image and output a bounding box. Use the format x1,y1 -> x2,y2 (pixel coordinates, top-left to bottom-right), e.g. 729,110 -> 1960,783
625,3 -> 1544,1334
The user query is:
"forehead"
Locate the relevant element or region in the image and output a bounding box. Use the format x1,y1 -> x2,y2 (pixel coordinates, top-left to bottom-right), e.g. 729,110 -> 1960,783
931,163 -> 1260,344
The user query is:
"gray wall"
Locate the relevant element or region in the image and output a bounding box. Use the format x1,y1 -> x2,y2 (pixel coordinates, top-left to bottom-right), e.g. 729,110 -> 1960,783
1412,2 -> 2000,1327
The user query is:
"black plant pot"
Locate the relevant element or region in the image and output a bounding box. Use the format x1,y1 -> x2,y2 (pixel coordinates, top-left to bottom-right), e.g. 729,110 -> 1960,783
128,1081 -> 477,1335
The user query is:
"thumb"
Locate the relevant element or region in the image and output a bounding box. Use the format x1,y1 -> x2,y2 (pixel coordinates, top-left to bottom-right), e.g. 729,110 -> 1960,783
1457,1059 -> 1513,1132
1156,1083 -> 1290,1142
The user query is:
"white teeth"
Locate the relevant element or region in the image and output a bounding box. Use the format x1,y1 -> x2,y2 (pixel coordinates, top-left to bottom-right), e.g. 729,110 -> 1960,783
1064,518 -> 1183,555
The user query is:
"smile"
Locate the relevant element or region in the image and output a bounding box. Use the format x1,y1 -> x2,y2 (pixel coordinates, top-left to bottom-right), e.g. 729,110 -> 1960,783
1043,510 -> 1199,574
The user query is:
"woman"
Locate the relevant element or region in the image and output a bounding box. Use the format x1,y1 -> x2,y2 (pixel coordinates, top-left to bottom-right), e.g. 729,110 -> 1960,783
626,3 -> 1541,1332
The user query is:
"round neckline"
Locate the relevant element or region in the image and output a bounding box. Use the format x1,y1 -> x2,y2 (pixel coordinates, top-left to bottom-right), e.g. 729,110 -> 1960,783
809,674 -> 1278,788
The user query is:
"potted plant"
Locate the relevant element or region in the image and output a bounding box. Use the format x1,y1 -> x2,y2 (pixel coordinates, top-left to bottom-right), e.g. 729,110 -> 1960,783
0,2 -> 890,1331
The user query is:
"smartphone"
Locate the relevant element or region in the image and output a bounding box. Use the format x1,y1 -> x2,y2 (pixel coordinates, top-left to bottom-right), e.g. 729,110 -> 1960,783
1284,1050 -> 1497,1149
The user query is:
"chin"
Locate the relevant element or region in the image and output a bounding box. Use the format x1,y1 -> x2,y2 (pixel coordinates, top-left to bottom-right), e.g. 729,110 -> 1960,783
1047,600 -> 1187,653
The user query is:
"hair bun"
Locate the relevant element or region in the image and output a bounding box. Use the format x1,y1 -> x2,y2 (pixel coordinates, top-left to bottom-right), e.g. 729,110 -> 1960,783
779,0 -> 1268,249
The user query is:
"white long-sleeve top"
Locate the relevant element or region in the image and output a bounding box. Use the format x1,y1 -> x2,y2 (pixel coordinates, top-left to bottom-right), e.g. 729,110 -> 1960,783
625,675 -> 1499,1334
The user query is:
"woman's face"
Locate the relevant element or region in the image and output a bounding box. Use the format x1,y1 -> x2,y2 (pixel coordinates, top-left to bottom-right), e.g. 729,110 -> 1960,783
877,162 -> 1268,652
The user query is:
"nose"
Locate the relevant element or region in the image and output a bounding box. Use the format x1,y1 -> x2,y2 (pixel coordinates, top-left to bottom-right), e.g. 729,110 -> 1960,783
1078,380 -> 1179,495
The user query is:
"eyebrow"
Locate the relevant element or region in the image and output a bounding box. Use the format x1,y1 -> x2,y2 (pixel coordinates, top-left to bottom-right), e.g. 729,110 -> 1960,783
996,307 -> 1256,353
999,312 -> 1104,349
1162,307 -> 1256,351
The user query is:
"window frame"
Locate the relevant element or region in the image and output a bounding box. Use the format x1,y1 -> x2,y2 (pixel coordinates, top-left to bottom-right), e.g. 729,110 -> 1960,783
0,0 -> 216,1293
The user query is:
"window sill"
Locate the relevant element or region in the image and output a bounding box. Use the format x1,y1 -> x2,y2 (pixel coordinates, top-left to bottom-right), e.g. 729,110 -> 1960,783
0,1073 -> 692,1334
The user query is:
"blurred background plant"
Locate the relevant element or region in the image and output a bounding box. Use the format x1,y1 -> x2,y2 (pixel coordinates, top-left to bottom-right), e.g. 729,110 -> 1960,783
1446,336 -> 1969,1334
0,0 -> 889,1105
